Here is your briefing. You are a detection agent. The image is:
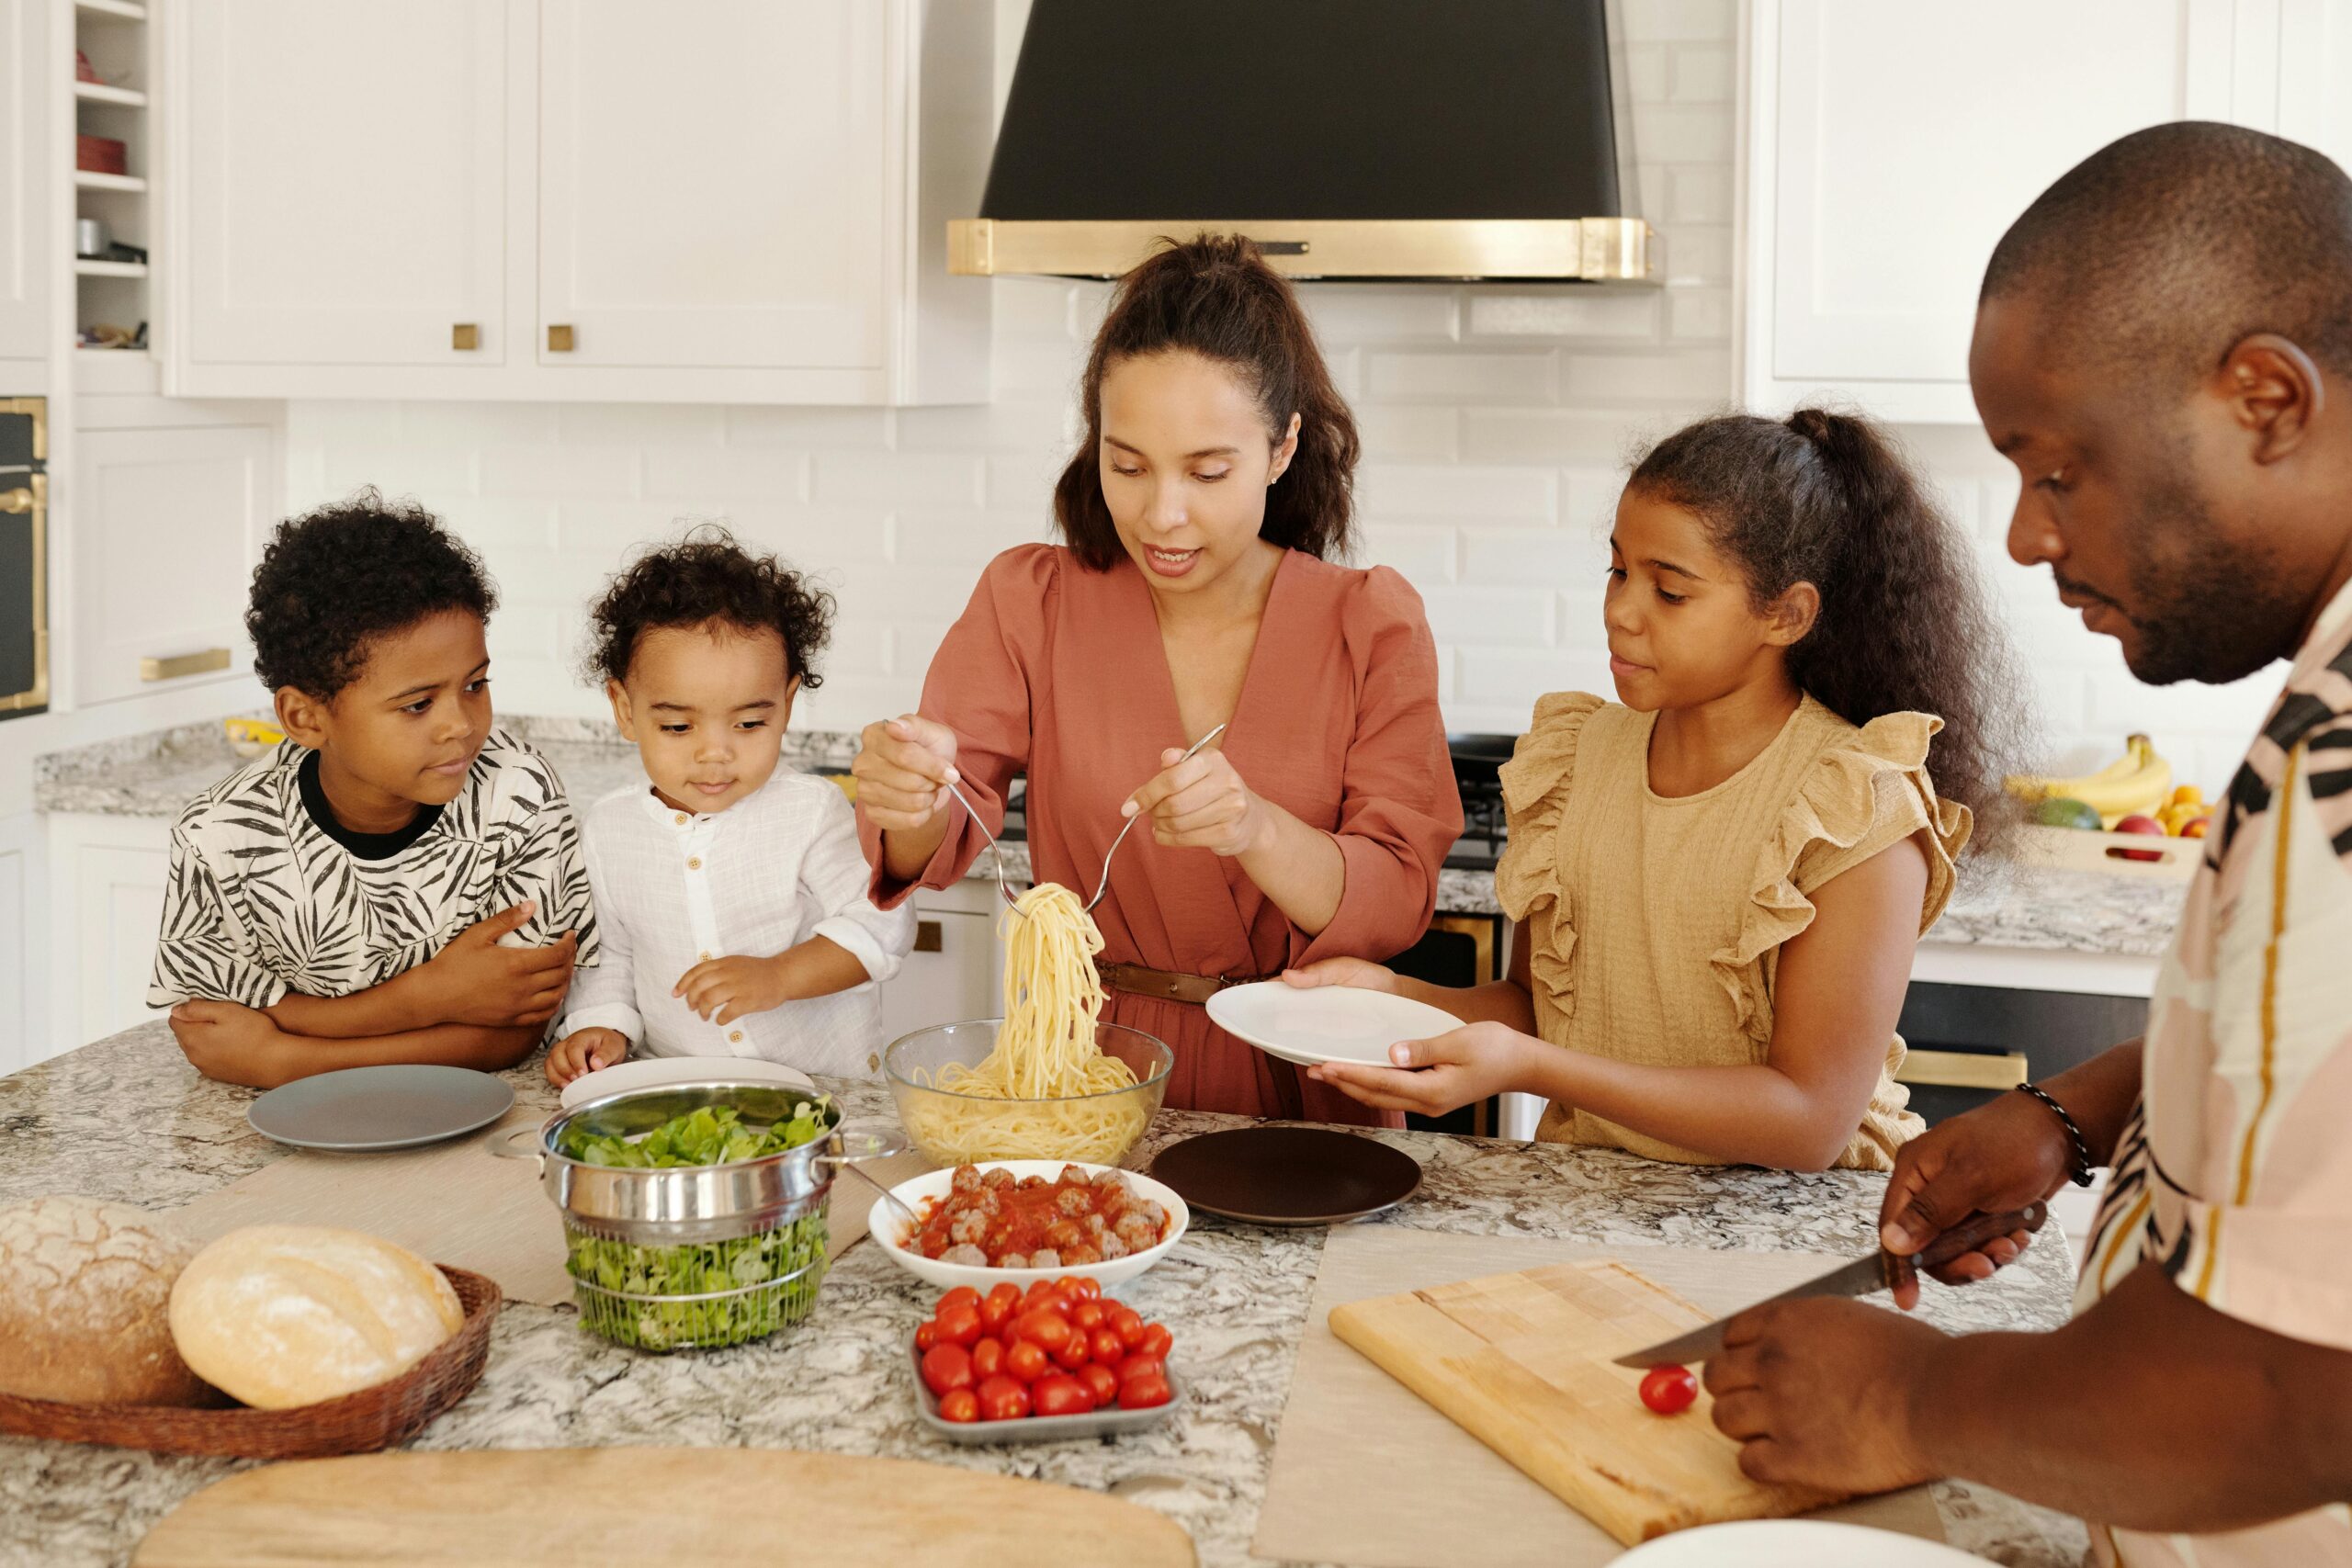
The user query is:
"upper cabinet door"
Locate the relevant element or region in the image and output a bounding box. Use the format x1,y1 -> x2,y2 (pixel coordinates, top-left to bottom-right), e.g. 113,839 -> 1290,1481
0,0 -> 50,365
1750,0 -> 2259,421
536,0 -> 888,371
183,0 -> 506,367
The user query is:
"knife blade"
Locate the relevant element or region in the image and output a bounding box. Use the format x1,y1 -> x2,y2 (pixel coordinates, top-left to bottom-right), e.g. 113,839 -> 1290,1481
1611,1201 -> 2048,1368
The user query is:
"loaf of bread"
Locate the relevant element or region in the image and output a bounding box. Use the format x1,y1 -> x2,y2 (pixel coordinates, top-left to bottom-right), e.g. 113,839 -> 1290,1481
167,1224 -> 463,1410
0,1195 -> 211,1405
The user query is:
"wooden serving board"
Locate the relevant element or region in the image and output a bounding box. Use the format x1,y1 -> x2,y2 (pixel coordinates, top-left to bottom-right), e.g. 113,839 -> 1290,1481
1253,1226 -> 1941,1566
133,1449 -> 1198,1567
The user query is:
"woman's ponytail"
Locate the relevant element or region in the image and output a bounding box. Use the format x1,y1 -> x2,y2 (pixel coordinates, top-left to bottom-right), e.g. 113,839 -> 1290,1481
1628,409 -> 2026,849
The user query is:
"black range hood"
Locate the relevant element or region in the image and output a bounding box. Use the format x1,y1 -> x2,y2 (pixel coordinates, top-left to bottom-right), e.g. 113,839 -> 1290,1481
950,0 -> 1652,283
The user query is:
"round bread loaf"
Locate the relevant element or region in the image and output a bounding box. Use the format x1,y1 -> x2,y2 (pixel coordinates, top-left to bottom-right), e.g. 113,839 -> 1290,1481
167,1224 -> 463,1410
0,1194 -> 211,1405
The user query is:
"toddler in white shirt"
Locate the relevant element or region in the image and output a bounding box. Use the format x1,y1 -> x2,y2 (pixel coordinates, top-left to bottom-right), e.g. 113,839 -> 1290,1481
547,529 -> 913,1087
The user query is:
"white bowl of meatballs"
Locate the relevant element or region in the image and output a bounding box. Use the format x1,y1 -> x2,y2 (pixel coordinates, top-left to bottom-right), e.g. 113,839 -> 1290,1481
867,1160 -> 1190,1295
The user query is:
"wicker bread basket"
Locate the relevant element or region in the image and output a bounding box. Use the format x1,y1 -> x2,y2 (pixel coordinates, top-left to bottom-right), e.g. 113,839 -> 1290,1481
0,1264 -> 500,1460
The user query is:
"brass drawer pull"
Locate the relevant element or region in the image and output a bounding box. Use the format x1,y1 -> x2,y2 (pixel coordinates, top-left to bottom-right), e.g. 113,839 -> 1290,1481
0,487 -> 31,514
141,648 -> 232,682
547,323 -> 575,353
452,322 -> 480,351
1896,1048 -> 2030,1091
914,919 -> 943,953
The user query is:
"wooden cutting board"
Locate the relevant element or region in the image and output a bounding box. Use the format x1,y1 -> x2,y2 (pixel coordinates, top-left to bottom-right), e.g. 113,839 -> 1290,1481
132,1450 -> 1197,1566
1253,1226 -> 1942,1566
170,1111 -> 933,1307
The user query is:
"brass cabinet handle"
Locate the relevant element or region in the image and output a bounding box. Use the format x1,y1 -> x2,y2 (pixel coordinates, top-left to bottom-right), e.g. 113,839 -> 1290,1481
914,919 -> 943,953
0,487 -> 31,514
452,322 -> 480,351
547,323 -> 575,353
141,648 -> 232,682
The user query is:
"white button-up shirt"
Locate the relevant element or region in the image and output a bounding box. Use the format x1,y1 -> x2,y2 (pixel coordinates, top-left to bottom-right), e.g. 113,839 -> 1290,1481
562,769 -> 913,1077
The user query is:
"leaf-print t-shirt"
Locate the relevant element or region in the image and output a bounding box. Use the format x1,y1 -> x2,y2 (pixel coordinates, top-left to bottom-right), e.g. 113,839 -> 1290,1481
146,729 -> 600,1010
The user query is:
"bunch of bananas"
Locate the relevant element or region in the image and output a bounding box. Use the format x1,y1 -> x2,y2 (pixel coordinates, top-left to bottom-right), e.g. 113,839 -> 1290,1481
2005,734 -> 2174,829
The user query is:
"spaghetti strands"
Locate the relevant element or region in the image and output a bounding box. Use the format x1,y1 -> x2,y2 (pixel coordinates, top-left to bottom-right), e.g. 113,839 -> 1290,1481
900,883 -> 1158,1164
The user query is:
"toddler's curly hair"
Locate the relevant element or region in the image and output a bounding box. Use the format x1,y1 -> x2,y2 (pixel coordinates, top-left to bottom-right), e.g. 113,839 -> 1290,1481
587,525 -> 834,689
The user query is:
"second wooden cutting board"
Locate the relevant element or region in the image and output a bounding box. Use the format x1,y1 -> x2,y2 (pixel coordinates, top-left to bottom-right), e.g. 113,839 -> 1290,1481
1330,1256 -> 1850,1545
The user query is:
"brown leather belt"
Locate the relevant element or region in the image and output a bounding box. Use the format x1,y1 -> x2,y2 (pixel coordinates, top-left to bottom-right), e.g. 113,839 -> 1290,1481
1096,961 -> 1278,1007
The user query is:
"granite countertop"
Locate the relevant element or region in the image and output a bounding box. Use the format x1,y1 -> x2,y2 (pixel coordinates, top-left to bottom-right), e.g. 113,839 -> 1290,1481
1,1022 -> 2088,1567
28,715 -> 2187,952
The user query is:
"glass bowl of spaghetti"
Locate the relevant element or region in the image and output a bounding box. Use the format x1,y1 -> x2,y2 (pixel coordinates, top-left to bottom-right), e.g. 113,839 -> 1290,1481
882,1020 -> 1172,1168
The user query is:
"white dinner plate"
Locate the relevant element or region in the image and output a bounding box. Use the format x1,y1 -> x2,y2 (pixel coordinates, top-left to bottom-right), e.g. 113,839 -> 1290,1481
1615,1520 -> 1984,1566
1207,981 -> 1465,1069
867,1160 -> 1189,1295
559,1055 -> 816,1111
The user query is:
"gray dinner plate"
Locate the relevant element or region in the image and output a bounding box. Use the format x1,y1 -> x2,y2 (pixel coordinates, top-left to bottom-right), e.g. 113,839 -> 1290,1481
247,1064 -> 516,1152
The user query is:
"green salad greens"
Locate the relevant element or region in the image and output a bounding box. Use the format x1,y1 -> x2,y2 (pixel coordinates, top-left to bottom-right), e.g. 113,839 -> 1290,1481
557,1099 -> 830,1168
558,1099 -> 834,1351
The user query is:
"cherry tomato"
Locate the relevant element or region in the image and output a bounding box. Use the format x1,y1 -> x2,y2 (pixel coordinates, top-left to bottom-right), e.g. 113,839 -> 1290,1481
1079,1361 -> 1121,1407
1107,1306 -> 1146,1349
1070,1301 -> 1106,1333
969,1336 -> 1005,1381
935,1302 -> 984,1349
1091,1327 -> 1125,1364
1057,1275 -> 1102,1303
1118,1371 -> 1173,1410
1033,1372 -> 1096,1417
1022,1281 -> 1062,1314
979,1282 -> 1021,1334
912,1321 -> 939,1352
1136,1323 -> 1173,1359
975,1373 -> 1031,1422
920,1342 -> 975,1398
935,1285 -> 981,1318
1013,1309 -> 1074,1353
1005,1339 -> 1049,1383
1118,1354 -> 1163,1387
938,1388 -> 980,1424
1051,1332 -> 1092,1371
1639,1365 -> 1698,1416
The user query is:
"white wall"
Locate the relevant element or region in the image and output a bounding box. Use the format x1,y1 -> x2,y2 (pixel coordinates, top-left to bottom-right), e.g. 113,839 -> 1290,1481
277,0 -> 2274,793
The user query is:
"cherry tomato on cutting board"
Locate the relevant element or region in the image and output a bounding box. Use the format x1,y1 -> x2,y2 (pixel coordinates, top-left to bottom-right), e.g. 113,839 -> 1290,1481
1639,1364 -> 1698,1416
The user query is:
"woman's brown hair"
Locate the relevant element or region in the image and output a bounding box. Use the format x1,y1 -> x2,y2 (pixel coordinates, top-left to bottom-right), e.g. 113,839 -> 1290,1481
1053,234 -> 1362,570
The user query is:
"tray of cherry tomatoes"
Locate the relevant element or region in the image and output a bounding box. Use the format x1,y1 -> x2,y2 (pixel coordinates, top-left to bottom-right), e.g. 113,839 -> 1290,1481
910,1276 -> 1182,1445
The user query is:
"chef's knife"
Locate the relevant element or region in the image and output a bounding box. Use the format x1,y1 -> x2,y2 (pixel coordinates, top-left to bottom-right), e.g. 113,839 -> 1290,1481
1611,1201 -> 2048,1368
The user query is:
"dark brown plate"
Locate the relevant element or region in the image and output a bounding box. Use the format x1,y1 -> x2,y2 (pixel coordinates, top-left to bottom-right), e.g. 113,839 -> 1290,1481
1148,1126 -> 1422,1226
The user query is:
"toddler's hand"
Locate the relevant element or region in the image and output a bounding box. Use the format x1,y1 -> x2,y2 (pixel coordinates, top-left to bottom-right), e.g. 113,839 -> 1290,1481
675,955 -> 792,1027
545,1027 -> 628,1089
853,715 -> 960,832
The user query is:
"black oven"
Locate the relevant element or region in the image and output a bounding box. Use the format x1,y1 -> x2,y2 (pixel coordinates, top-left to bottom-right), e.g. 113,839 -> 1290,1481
0,397 -> 47,720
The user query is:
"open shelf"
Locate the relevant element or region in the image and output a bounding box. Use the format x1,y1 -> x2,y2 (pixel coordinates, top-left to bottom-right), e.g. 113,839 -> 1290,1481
74,259 -> 148,278
73,170 -> 146,193
74,81 -> 147,108
74,0 -> 148,20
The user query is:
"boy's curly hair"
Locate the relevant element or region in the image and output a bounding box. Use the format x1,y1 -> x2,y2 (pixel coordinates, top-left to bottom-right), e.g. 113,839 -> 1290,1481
587,525 -> 834,689
245,491 -> 497,698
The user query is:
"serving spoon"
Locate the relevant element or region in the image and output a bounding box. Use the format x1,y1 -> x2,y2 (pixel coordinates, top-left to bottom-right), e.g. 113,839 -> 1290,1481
940,721 -> 1228,919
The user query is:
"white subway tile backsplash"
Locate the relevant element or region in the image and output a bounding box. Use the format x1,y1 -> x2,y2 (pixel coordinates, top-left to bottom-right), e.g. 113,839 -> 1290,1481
1464,290 -> 1661,342
1458,408 -> 1649,466
1351,404 -> 1462,464
480,444 -> 643,499
722,405 -> 895,450
1366,350 -> 1558,403
811,450 -> 984,509
642,445 -> 808,503
1629,105 -> 1736,165
1355,522 -> 1458,582
1358,462 -> 1556,524
1624,42 -> 1669,102
893,510 -> 1055,568
1668,165 -> 1735,225
1669,45 -> 1736,104
1562,349 -> 1732,405
1300,286 -> 1460,344
560,402 -> 725,448
1618,0 -> 1736,43
1665,286 -> 1734,343
1416,586 -> 1558,647
1460,525 -> 1607,587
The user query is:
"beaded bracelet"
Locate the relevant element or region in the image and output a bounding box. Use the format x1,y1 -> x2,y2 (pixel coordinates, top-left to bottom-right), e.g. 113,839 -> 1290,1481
2018,1082 -> 2097,1187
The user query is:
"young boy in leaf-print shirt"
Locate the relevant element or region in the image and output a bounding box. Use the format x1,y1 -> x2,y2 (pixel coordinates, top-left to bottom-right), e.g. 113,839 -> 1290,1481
148,491 -> 598,1089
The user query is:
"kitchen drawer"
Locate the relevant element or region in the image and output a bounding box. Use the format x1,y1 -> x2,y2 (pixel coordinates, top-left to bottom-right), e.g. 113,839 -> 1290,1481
1895,981 -> 2147,1124
875,881 -> 1008,1055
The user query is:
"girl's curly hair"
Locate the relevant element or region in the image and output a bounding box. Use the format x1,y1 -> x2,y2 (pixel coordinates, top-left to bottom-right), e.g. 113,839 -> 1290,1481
587,525 -> 834,689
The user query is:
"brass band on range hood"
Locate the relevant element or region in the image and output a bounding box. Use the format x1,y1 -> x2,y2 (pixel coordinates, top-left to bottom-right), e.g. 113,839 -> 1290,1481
946,218 -> 1654,282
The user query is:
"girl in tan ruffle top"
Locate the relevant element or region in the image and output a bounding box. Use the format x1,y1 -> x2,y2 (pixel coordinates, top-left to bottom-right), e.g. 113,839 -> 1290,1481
1295,409 -> 2018,1172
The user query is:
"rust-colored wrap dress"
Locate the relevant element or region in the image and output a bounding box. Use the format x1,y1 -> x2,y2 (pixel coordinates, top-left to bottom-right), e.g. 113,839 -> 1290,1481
857,543 -> 1463,1122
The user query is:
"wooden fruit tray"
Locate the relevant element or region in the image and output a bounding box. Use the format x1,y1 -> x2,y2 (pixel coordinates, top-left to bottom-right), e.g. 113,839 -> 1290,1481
2013,823 -> 2202,881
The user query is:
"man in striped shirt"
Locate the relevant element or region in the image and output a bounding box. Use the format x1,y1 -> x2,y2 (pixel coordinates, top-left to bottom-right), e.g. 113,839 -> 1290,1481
1697,122 -> 2352,1564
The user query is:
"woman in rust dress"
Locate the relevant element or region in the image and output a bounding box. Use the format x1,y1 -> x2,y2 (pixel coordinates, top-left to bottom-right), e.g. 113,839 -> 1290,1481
853,235 -> 1461,1122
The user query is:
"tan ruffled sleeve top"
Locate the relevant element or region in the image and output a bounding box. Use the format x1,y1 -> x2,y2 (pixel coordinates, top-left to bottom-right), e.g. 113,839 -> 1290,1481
1492,693 -> 1972,1171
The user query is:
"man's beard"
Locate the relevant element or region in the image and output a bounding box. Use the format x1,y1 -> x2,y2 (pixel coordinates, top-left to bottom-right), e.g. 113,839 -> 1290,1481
2108,461 -> 2305,686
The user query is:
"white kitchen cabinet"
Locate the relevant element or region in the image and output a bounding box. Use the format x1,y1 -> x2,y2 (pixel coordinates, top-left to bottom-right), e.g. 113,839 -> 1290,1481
166,0 -> 990,404
45,812 -> 170,1060
179,0 -> 508,370
0,0 -> 51,365
71,423 -> 272,707
876,877 -> 1007,1055
1743,1 -> 2290,423
0,811 -> 32,1073
2278,0 -> 2352,177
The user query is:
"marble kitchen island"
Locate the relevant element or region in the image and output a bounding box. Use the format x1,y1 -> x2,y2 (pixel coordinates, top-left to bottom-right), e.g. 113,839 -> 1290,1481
3,1021 -> 2089,1566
